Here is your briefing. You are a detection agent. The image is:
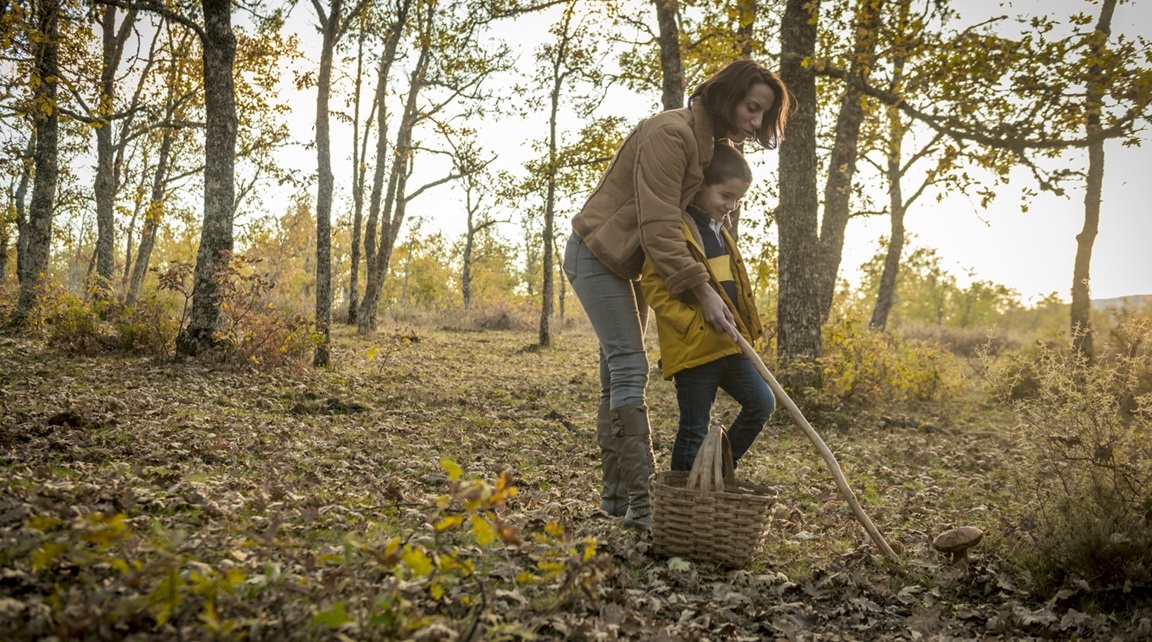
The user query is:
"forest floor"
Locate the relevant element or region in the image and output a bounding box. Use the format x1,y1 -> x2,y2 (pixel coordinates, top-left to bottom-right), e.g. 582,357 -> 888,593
1,322 -> 1150,640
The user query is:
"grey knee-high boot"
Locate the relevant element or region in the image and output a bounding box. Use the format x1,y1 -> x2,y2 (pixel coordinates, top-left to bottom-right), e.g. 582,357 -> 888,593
613,403 -> 655,531
596,403 -> 626,516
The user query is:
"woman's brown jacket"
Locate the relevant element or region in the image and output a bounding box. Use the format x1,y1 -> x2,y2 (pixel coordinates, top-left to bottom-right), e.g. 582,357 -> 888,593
571,101 -> 716,298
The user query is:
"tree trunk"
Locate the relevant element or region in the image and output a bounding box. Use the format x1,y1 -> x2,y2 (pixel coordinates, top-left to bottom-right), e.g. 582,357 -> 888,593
121,195 -> 138,291
126,123 -> 173,305
362,58 -> 389,303
359,42 -> 429,334
0,216 -> 7,284
347,26 -> 369,325
177,0 -> 237,356
870,4 -> 919,331
313,0 -> 341,367
357,0 -> 410,331
12,134 -> 35,285
815,0 -> 882,323
1071,0 -> 1116,365
462,218 -> 475,310
870,152 -> 905,330
729,0 -> 758,237
5,136 -> 35,285
737,0 -> 756,59
540,17 -> 571,348
14,0 -> 60,325
93,6 -> 136,296
557,235 -> 566,320
653,0 -> 683,111
775,0 -> 822,371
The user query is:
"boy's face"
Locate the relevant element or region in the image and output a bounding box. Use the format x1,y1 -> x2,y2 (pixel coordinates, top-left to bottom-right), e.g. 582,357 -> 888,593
693,177 -> 750,223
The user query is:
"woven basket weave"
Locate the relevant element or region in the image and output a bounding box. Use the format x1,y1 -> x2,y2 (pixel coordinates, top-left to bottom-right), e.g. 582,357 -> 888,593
650,425 -> 776,567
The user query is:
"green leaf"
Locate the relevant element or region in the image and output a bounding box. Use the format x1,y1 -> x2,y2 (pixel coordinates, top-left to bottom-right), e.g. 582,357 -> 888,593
148,567 -> 184,626
312,602 -> 354,628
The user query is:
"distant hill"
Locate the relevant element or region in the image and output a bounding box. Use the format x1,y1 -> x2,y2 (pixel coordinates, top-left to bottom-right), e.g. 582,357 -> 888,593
1092,294 -> 1152,310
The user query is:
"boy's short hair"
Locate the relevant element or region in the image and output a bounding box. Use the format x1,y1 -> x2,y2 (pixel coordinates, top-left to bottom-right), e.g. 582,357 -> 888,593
703,140 -> 753,186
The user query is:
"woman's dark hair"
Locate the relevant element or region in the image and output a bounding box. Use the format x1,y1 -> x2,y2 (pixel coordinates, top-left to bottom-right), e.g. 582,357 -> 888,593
689,59 -> 792,150
703,140 -> 752,186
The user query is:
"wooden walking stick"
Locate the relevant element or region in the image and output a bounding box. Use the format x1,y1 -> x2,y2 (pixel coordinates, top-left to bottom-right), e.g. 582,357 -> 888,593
735,334 -> 901,564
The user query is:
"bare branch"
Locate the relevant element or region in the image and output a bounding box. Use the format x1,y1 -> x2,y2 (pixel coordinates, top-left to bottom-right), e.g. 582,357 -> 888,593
811,58 -> 1142,152
405,173 -> 460,202
94,0 -> 205,40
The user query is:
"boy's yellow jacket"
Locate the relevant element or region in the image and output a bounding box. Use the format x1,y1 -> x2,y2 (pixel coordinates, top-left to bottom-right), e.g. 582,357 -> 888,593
640,213 -> 764,380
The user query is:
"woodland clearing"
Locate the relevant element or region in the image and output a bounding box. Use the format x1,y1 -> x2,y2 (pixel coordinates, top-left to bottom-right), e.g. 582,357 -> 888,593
1,323 -> 1150,640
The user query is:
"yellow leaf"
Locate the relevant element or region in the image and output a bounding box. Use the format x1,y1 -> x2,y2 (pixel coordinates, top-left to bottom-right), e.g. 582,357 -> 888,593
31,542 -> 66,571
27,515 -> 60,531
367,346 -> 379,360
471,515 -> 495,546
429,582 -> 444,600
435,515 -> 464,532
222,568 -> 247,589
514,571 -> 539,584
402,547 -> 434,577
545,521 -> 564,538
537,561 -> 565,574
440,459 -> 463,482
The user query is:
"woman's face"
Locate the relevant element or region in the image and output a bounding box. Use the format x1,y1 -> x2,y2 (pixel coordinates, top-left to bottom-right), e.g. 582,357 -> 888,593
727,82 -> 776,145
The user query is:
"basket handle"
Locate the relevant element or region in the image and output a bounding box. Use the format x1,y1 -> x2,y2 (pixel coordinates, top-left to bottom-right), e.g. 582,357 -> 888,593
685,425 -> 736,493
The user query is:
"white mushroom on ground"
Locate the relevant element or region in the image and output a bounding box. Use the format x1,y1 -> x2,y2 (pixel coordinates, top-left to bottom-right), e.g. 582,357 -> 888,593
932,526 -> 984,564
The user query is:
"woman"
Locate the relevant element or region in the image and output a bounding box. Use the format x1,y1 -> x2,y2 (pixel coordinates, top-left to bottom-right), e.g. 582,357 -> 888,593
563,59 -> 791,530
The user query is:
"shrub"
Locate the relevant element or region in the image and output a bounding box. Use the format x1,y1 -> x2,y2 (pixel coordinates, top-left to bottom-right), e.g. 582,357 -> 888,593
468,300 -> 536,332
113,292 -> 184,359
208,253 -> 323,369
46,292 -> 109,355
901,323 -> 1023,358
427,300 -> 537,332
815,310 -> 965,406
4,463 -> 606,640
984,322 -> 1152,598
0,281 -> 16,320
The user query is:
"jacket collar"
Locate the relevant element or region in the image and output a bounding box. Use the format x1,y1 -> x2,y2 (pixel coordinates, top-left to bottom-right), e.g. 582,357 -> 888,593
689,100 -> 715,167
686,203 -> 712,229
681,211 -> 705,253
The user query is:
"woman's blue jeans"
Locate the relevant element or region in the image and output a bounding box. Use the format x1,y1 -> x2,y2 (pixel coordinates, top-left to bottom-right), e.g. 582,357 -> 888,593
671,353 -> 775,471
563,232 -> 649,409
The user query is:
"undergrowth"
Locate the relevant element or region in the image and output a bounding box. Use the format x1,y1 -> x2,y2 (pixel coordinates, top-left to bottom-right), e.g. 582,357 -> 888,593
812,310 -> 965,407
2,462 -> 604,640
984,320 -> 1152,601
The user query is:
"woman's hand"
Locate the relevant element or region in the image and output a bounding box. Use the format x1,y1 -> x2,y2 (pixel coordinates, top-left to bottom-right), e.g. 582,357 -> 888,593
692,283 -> 738,342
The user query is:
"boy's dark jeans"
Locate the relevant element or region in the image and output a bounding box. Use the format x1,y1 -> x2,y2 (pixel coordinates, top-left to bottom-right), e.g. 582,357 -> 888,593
671,353 -> 775,472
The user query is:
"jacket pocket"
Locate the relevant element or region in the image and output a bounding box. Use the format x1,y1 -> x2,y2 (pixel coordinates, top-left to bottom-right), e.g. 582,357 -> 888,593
665,303 -> 701,343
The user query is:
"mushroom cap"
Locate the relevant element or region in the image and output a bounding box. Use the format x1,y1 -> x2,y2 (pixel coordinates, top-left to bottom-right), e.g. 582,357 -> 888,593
932,526 -> 984,553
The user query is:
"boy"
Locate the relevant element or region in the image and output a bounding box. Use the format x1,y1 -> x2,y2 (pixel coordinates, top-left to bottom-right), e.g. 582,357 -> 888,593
640,140 -> 775,471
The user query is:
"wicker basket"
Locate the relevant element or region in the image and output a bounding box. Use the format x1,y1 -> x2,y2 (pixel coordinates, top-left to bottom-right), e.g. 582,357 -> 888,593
650,425 -> 776,567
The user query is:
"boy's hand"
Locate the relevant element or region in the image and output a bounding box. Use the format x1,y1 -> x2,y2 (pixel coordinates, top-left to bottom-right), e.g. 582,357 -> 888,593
693,283 -> 738,341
